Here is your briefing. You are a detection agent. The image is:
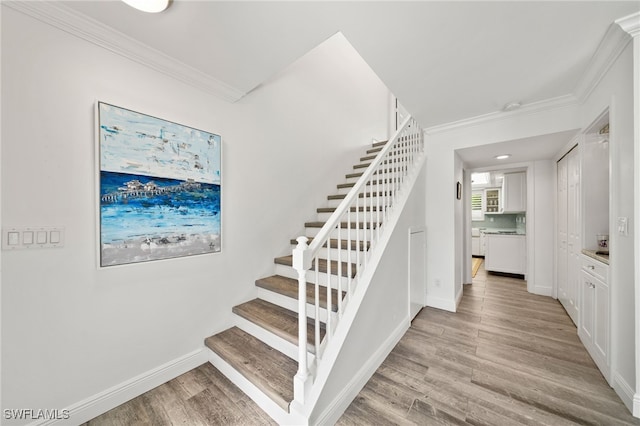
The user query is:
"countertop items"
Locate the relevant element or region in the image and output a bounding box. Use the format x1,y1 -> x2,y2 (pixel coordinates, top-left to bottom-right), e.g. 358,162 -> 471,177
582,249 -> 609,265
480,228 -> 525,235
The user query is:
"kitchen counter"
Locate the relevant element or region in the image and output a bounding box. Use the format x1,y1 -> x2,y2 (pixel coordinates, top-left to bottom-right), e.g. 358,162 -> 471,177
582,249 -> 609,265
480,228 -> 526,235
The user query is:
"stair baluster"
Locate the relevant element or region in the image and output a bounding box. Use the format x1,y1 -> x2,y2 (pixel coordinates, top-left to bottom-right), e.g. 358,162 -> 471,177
291,115 -> 424,407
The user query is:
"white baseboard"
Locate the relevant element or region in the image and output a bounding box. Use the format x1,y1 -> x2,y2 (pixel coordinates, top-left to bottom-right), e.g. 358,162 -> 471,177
425,294 -> 456,312
455,285 -> 464,309
29,348 -> 208,426
533,285 -> 553,297
313,318 -> 410,425
611,371 -> 636,414
633,392 -> 640,419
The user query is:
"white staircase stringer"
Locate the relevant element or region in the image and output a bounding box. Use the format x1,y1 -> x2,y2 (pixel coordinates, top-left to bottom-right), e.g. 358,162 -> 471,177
290,151 -> 427,421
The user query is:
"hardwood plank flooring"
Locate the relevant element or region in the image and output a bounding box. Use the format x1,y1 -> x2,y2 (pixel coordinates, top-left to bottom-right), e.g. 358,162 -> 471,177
85,262 -> 638,425
338,262 -> 639,425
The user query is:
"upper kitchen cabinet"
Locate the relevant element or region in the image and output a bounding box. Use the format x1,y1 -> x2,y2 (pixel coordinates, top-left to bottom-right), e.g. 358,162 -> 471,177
502,172 -> 526,213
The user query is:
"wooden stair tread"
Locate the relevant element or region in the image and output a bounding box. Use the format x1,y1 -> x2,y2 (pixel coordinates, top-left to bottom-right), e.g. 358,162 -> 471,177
328,191 -> 392,200
371,140 -> 388,147
305,220 -> 380,229
233,299 -> 325,353
317,206 -> 383,213
275,255 -> 357,278
205,326 -> 296,412
255,275 -> 344,312
289,237 -> 369,251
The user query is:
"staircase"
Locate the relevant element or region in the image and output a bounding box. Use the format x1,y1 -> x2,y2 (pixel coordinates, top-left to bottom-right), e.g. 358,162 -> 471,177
205,116 -> 425,424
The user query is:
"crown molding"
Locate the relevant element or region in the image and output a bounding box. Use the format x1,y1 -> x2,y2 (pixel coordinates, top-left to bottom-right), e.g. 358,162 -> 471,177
425,11 -> 639,136
616,11 -> 640,38
424,94 -> 579,136
3,0 -> 246,103
573,14 -> 636,102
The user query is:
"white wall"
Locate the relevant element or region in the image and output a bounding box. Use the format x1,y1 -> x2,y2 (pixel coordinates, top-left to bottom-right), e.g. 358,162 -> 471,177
531,159 -> 555,296
1,8 -> 390,422
580,42 -> 636,408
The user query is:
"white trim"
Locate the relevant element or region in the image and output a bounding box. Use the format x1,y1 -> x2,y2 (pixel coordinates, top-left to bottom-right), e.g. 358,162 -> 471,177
3,1 -> 246,103
616,12 -> 640,38
425,294 -> 457,312
311,318 -> 410,426
425,13 -> 639,137
574,19 -> 634,102
425,94 -> 578,135
612,371 -> 635,413
455,283 -> 464,309
28,348 -> 208,426
533,285 -> 553,297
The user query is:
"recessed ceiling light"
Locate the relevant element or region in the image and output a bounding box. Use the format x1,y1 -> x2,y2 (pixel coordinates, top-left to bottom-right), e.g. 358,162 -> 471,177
122,0 -> 170,13
495,154 -> 511,160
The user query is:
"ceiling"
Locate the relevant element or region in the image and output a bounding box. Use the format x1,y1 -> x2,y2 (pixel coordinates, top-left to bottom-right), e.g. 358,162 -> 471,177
457,129 -> 579,169
50,1 -> 638,167
60,1 -> 639,128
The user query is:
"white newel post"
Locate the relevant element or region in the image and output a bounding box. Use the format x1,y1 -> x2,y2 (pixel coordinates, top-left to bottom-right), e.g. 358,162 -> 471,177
292,236 -> 312,405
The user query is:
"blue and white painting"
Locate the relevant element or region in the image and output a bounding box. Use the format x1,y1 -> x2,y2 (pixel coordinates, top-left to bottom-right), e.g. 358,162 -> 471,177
98,102 -> 221,267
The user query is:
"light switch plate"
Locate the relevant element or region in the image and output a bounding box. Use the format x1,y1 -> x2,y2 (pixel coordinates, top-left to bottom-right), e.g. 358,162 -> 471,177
2,227 -> 65,250
617,217 -> 629,236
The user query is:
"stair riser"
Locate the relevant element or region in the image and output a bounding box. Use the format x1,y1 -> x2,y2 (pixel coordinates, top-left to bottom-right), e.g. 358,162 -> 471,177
316,210 -> 388,223
336,183 -> 396,195
305,226 -> 380,240
288,246 -> 363,263
256,287 -> 331,323
275,264 -> 356,290
233,314 -> 303,361
326,196 -> 392,208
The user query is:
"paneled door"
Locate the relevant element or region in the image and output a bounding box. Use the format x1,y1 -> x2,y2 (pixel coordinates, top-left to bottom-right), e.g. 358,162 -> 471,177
557,146 -> 580,326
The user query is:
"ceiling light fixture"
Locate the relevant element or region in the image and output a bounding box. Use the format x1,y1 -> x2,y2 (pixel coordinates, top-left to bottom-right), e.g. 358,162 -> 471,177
495,154 -> 511,160
122,0 -> 170,13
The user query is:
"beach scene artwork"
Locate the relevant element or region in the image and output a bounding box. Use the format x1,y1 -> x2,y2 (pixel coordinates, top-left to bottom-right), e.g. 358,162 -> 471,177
98,102 -> 221,267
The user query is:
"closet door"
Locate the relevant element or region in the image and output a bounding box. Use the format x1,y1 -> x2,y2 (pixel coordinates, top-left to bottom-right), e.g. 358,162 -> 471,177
557,155 -> 569,313
557,146 -> 579,326
566,149 -> 581,325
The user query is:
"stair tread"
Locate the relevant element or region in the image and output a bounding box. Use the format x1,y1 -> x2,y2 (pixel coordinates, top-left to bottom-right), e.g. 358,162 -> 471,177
305,220 -> 380,229
233,299 -> 325,353
205,326 -> 296,412
317,206 -> 383,213
255,275 -> 344,312
275,255 -> 357,278
328,191 -> 392,200
288,237 -> 369,251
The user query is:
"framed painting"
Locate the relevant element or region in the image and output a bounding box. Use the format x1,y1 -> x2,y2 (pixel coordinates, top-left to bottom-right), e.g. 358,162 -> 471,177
97,101 -> 221,267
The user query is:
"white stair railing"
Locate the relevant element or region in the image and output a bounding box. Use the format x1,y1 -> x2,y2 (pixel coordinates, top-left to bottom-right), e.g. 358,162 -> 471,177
291,115 -> 424,405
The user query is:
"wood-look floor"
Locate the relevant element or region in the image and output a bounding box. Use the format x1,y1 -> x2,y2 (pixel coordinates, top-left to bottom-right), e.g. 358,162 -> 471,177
85,262 -> 638,425
338,262 -> 639,425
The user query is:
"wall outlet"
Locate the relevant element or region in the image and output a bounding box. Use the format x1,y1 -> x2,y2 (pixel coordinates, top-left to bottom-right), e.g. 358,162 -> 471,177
434,279 -> 441,287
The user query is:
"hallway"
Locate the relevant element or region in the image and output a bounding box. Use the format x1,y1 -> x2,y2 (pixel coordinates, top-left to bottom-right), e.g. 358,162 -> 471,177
337,263 -> 639,425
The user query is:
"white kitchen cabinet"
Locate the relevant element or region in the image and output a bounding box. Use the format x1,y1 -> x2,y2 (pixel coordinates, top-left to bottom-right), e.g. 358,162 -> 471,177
472,236 -> 480,256
484,188 -> 501,213
484,234 -> 526,275
502,172 -> 526,213
479,231 -> 486,256
579,254 -> 610,383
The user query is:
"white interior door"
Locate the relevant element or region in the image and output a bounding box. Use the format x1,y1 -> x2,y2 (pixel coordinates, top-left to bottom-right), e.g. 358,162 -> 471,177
566,149 -> 581,325
409,228 -> 426,319
557,155 -> 569,311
